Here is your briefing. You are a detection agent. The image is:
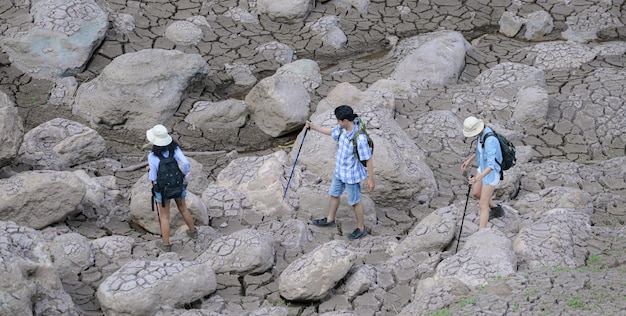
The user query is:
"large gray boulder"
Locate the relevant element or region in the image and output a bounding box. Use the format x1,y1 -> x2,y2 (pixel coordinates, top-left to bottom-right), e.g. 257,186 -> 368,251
0,221 -> 81,315
185,99 -> 249,130
398,277 -> 470,316
0,0 -> 108,79
48,232 -> 94,280
435,228 -> 517,288
523,10 -> 554,41
279,240 -> 356,301
184,99 -> 255,150
164,20 -> 203,46
90,235 -> 135,279
309,16 -> 347,49
202,151 -> 294,222
0,171 -> 86,229
0,91 -> 23,168
257,0 -> 314,23
72,49 -> 210,133
245,59 -> 321,137
390,31 -> 471,87
513,186 -> 594,221
16,118 -> 106,170
394,205 -> 458,256
195,228 -> 275,274
514,208 -> 591,270
97,260 -> 217,316
73,170 -> 128,226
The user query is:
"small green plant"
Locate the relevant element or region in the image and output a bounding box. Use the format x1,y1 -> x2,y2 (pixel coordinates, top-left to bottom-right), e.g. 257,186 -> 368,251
587,254 -> 600,265
276,299 -> 291,307
568,298 -> 584,309
430,308 -> 451,316
30,96 -> 38,104
458,297 -> 476,308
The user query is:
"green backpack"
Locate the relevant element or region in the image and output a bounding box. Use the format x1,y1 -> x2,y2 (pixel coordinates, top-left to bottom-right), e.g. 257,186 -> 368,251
352,118 -> 374,167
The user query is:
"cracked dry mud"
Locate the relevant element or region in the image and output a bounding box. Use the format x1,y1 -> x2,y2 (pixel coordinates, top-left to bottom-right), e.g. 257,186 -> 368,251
1,0 -> 626,315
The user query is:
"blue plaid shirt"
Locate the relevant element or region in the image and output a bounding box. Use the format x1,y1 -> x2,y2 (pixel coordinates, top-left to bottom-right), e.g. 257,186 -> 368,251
331,119 -> 372,184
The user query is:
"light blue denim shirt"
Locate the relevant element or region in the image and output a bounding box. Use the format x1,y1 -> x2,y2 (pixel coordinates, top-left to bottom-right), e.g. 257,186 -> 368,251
148,147 -> 190,183
331,118 -> 372,184
476,126 -> 503,184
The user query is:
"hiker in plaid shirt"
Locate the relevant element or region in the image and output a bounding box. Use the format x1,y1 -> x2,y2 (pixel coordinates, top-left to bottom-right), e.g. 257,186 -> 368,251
306,105 -> 375,240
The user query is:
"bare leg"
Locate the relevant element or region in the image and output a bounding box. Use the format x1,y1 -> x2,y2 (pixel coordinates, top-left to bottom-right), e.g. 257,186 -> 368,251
159,201 -> 172,245
327,196 -> 340,222
471,173 -> 497,209
479,184 -> 496,229
352,202 -> 365,231
174,198 -> 196,232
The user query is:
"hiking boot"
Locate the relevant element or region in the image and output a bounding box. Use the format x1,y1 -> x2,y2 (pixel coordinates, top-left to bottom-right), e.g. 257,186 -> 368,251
348,228 -> 367,240
489,204 -> 505,220
157,241 -> 172,252
187,229 -> 198,240
312,217 -> 336,227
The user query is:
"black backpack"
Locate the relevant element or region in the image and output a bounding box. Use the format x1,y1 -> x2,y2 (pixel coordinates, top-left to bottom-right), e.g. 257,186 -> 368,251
154,148 -> 185,205
351,117 -> 374,167
482,130 -> 516,180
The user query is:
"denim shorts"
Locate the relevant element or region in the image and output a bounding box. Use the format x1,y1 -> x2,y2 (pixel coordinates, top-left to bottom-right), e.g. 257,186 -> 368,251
154,190 -> 186,203
329,175 -> 361,206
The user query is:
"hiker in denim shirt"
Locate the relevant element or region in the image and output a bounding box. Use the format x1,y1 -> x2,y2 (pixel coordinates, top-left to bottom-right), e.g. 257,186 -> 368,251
306,105 -> 375,240
461,117 -> 505,229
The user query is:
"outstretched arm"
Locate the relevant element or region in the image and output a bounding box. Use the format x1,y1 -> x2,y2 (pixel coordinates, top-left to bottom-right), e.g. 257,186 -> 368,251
305,121 -> 332,135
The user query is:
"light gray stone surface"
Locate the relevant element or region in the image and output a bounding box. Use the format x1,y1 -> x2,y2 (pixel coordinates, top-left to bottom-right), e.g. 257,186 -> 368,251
72,49 -> 210,133
0,0 -> 625,314
97,259 -> 217,316
0,0 -> 108,79
0,171 -> 85,229
17,118 -> 106,170
279,240 -> 356,300
0,91 -> 23,168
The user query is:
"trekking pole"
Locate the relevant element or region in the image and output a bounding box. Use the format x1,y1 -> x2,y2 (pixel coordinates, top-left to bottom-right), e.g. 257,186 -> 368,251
283,125 -> 310,200
455,170 -> 472,254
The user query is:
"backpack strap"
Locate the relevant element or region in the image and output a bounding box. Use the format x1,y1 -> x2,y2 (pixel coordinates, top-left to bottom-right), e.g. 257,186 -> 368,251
351,119 -> 368,158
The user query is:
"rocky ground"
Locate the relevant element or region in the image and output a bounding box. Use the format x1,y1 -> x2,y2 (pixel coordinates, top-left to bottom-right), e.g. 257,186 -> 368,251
1,0 -> 626,315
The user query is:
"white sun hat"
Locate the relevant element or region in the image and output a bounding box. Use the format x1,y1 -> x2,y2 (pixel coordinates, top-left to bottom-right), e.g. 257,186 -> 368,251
462,116 -> 484,137
146,124 -> 173,146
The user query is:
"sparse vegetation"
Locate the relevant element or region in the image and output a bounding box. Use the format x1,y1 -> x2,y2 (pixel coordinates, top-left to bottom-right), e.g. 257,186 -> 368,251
276,299 -> 291,307
587,254 -> 600,265
458,297 -> 476,308
430,308 -> 451,316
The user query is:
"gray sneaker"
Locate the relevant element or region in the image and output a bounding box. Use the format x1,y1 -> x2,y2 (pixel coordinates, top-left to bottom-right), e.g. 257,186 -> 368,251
348,228 -> 367,240
312,217 -> 336,227
187,229 -> 198,240
489,204 -> 505,220
157,241 -> 172,252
